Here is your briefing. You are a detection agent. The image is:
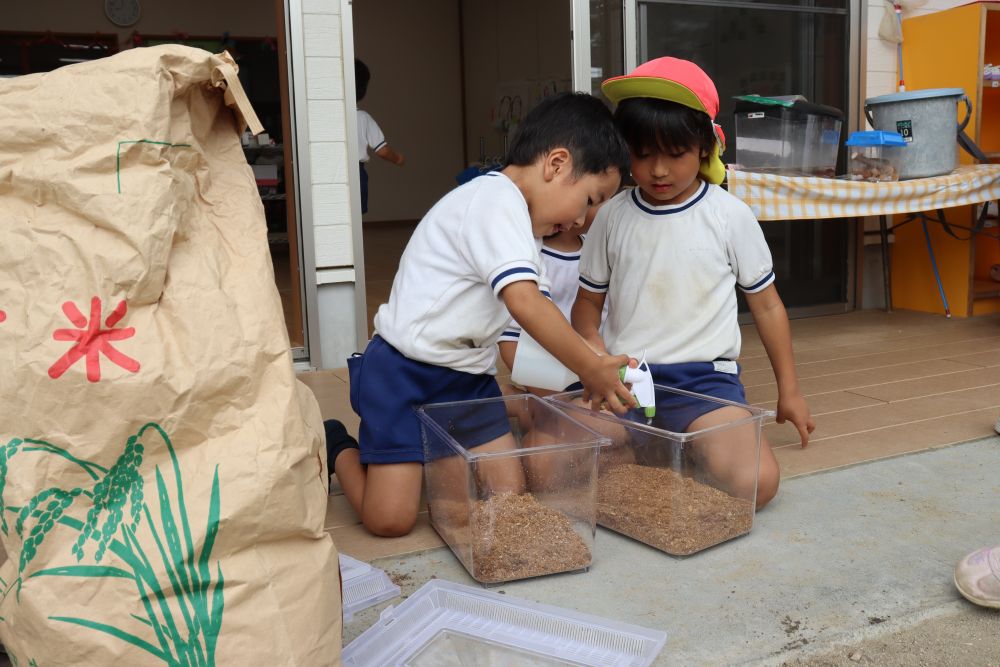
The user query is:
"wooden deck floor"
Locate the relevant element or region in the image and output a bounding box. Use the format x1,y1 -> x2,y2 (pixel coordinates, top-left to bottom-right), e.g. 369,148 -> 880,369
301,309 -> 1000,562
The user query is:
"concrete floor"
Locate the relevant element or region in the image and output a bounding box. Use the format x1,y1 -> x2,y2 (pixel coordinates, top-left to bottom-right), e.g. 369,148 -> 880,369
344,434 -> 1000,666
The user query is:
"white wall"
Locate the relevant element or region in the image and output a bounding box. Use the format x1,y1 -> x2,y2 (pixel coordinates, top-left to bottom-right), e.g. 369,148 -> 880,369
353,0 -> 465,223
302,5 -> 354,271
864,0 -> 968,107
460,0 -> 573,166
298,0 -> 364,368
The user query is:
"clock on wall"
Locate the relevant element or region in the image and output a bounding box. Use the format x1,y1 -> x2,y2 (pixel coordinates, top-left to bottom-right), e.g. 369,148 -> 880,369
105,0 -> 141,28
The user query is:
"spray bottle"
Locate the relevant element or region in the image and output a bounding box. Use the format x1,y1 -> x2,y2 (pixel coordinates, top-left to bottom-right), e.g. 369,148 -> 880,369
620,352 -> 656,423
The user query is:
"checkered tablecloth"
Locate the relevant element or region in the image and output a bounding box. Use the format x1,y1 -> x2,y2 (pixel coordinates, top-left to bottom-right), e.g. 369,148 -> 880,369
726,165 -> 1000,221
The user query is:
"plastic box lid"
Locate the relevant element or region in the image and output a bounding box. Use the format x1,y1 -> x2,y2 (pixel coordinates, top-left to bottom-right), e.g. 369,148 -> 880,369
845,130 -> 907,147
342,578 -> 667,666
340,553 -> 401,622
733,94 -> 844,120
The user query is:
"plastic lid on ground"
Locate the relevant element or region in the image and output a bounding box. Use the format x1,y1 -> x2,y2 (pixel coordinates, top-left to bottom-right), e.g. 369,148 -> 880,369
340,553 -> 401,622
845,131 -> 907,147
342,579 -> 667,666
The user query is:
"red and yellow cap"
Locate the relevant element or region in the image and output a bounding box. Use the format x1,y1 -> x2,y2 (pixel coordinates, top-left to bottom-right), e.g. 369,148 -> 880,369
602,57 -> 727,184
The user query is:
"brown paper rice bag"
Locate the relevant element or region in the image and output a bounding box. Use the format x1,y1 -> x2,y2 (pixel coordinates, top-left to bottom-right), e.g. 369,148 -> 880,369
0,45 -> 341,666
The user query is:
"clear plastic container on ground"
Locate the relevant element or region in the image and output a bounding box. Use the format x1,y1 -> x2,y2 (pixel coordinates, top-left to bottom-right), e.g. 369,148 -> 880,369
417,394 -> 610,584
341,579 -> 667,666
546,385 -> 774,556
845,130 -> 907,182
339,553 -> 401,622
733,95 -> 844,177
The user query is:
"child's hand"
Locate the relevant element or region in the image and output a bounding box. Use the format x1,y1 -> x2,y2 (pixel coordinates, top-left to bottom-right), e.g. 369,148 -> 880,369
579,354 -> 637,415
776,392 -> 815,448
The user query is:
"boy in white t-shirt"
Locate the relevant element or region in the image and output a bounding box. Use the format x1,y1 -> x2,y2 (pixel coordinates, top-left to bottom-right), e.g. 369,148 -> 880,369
334,93 -> 636,537
356,59 -> 404,214
574,57 -> 815,509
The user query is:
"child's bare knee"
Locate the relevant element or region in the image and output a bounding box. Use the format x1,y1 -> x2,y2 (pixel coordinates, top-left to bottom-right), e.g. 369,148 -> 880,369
755,463 -> 780,509
362,511 -> 417,538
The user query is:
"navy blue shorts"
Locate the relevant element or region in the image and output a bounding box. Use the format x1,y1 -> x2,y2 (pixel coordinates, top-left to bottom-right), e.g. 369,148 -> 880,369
359,162 -> 369,214
348,335 -> 510,464
640,361 -> 748,433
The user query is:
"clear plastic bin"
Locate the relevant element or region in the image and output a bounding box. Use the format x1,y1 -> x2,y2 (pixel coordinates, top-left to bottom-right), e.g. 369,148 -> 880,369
546,385 -> 774,556
845,130 -> 907,182
342,579 -> 667,666
417,394 -> 610,584
339,554 -> 400,622
733,95 -> 843,177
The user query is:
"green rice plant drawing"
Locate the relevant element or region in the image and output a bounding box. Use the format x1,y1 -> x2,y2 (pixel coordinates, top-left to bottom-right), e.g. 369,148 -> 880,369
0,423 -> 224,667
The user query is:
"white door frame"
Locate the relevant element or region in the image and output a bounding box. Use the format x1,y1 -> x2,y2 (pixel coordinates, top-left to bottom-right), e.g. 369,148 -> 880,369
570,0 -> 592,92
570,0 -> 638,94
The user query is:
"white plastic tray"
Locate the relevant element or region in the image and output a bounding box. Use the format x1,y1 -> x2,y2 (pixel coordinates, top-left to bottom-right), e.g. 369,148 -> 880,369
342,579 -> 666,666
340,553 -> 401,622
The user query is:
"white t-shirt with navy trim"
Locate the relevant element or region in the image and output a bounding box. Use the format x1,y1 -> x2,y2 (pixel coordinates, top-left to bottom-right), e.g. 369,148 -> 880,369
499,239 -> 605,343
579,181 -> 774,365
375,172 -> 543,374
357,110 -> 386,163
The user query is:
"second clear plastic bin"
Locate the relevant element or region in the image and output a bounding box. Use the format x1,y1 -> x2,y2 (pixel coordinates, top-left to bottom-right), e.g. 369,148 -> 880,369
845,130 -> 907,182
733,95 -> 844,177
417,394 -> 610,585
547,385 -> 774,556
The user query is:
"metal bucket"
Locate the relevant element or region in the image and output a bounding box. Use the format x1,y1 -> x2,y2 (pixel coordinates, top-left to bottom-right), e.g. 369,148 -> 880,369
864,88 -> 971,180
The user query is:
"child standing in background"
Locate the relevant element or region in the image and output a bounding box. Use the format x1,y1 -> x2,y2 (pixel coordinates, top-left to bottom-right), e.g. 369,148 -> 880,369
573,57 -> 815,509
355,58 -> 404,215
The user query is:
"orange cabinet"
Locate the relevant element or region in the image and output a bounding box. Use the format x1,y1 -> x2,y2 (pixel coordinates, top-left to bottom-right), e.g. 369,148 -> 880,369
892,2 -> 1000,316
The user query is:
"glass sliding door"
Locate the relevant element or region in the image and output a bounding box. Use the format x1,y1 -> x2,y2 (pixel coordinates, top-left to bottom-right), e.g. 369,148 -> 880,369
637,0 -> 855,312
577,0 -> 859,313
588,0 -> 625,96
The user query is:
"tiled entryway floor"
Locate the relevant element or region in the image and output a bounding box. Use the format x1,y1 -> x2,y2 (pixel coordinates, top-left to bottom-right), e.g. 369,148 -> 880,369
302,308 -> 1000,562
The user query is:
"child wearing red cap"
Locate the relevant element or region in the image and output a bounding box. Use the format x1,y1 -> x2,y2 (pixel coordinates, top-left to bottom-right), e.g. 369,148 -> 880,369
573,57 -> 815,509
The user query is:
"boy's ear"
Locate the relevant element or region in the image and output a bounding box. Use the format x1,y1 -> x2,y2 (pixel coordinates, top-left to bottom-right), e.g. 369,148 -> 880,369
542,147 -> 573,181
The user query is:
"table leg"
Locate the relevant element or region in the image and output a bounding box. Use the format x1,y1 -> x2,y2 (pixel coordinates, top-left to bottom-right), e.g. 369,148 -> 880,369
920,215 -> 951,318
879,215 -> 892,313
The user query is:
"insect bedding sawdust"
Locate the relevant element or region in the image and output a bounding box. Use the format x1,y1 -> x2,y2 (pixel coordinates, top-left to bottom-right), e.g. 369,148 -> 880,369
453,491 -> 591,583
599,463 -> 753,555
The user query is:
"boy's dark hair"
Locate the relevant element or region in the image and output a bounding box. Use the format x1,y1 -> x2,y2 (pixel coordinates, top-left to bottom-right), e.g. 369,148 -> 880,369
355,59 -> 370,102
505,92 -> 629,177
614,97 -> 715,158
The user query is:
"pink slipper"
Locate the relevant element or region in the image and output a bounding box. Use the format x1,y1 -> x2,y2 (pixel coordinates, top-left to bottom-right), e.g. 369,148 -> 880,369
954,545 -> 1000,609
